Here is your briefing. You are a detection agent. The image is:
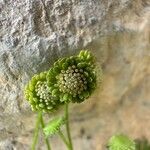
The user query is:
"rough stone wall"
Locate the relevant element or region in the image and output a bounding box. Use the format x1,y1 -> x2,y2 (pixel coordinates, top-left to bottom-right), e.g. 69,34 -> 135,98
0,0 -> 150,149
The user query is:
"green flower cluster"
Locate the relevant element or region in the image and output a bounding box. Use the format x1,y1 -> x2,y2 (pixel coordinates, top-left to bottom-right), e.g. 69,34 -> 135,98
24,72 -> 60,112
24,50 -> 98,112
47,50 -> 96,103
108,134 -> 136,150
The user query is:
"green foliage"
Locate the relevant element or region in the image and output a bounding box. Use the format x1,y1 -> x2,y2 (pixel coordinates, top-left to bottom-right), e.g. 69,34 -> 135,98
44,117 -> 66,137
108,134 -> 136,150
135,138 -> 150,150
24,50 -> 101,150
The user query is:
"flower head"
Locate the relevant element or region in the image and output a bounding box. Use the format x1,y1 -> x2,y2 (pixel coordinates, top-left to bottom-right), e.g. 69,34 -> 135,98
47,50 -> 97,103
108,134 -> 136,150
24,72 -> 60,112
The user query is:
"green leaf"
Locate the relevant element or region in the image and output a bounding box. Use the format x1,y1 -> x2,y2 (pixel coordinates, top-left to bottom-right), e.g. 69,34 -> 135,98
29,82 -> 34,91
108,134 -> 136,150
58,58 -> 66,66
29,93 -> 34,100
86,54 -> 92,61
83,50 -> 88,57
53,66 -> 60,74
77,62 -> 87,68
40,72 -> 46,79
43,117 -> 66,137
78,50 -> 85,57
62,62 -> 69,70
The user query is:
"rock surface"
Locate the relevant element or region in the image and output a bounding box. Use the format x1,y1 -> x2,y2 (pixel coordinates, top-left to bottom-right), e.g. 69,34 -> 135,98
0,0 -> 150,149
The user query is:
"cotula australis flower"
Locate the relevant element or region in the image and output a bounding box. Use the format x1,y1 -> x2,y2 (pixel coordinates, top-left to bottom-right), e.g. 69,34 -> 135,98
24,72 -> 61,112
47,50 -> 97,103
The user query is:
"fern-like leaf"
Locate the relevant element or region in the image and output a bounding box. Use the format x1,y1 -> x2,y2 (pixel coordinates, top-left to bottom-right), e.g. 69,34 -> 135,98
44,117 -> 66,137
108,134 -> 136,150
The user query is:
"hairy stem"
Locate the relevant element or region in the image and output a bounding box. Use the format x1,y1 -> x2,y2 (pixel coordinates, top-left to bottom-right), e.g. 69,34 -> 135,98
32,112 -> 42,150
40,113 -> 51,150
65,103 -> 73,150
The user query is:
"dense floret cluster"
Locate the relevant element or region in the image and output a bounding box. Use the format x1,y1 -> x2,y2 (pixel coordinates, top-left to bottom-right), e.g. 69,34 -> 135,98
24,72 -> 60,112
24,50 -> 100,112
47,50 -> 97,103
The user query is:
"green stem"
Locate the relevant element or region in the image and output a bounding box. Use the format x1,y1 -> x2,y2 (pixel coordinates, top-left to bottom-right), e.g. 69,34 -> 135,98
58,130 -> 70,149
65,103 -> 73,150
40,113 -> 51,150
31,112 -> 42,150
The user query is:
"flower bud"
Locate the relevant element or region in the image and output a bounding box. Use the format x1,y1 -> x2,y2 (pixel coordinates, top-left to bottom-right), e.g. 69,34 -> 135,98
24,72 -> 61,112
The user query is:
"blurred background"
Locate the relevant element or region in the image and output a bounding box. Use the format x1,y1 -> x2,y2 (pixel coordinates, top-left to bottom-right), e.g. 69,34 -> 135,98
0,0 -> 150,149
